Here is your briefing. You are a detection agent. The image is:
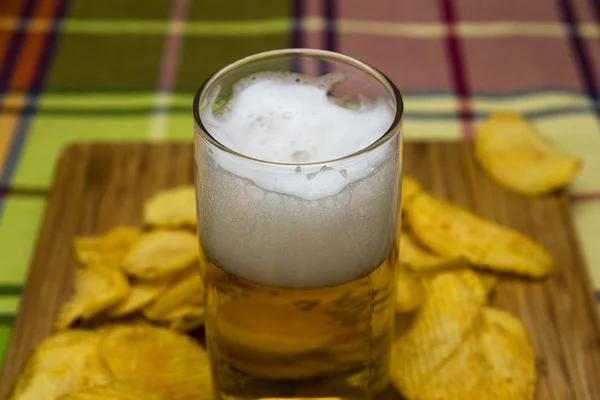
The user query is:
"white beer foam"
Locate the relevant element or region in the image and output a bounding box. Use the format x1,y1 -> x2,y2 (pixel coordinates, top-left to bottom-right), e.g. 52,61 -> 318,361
197,72 -> 399,288
200,72 -> 394,201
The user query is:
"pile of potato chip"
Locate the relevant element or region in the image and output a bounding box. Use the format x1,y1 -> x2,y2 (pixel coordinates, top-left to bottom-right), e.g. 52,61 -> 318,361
391,176 -> 546,400
389,111 -> 580,400
9,111 -> 580,399
10,323 -> 212,399
55,186 -> 204,333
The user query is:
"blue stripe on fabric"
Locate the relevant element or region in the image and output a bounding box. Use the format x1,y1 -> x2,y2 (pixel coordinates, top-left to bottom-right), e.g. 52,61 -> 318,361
557,0 -> 600,117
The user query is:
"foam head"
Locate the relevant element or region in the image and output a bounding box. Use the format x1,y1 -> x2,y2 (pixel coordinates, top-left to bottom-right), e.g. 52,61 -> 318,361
197,72 -> 400,288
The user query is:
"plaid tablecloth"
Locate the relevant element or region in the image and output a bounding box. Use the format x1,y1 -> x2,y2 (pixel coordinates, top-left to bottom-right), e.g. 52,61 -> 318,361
1,0 -> 600,364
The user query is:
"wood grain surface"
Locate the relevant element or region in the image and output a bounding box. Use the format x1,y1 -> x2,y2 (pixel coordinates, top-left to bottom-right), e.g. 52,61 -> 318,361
1,141 -> 600,399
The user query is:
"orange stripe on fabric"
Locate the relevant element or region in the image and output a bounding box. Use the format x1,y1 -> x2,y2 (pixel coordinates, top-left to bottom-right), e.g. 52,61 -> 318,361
9,32 -> 46,90
32,0 -> 59,18
9,0 -> 59,90
0,95 -> 25,168
0,0 -> 25,18
0,0 -> 26,73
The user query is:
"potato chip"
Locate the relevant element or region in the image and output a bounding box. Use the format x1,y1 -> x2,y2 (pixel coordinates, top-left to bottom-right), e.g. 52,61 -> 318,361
144,186 -> 197,229
55,263 -> 130,330
163,305 -> 205,332
57,381 -> 165,400
122,230 -> 199,279
395,266 -> 424,313
143,267 -> 203,321
10,330 -> 112,400
73,227 -> 142,266
104,276 -> 173,318
415,307 -> 535,400
390,269 -> 487,399
477,271 -> 498,295
475,112 -> 581,196
405,192 -> 554,278
401,176 -> 422,209
399,232 -> 464,273
99,323 -> 212,400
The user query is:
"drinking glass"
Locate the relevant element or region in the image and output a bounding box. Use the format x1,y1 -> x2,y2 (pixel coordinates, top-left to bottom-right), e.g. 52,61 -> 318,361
193,49 -> 404,400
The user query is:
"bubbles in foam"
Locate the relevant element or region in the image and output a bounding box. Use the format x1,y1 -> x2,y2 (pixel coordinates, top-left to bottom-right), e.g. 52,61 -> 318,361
203,72 -> 393,164
200,72 -> 395,201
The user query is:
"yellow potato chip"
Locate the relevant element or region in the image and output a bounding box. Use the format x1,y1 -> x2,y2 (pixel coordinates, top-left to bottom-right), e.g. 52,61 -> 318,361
399,232 -> 464,273
73,227 -> 142,266
144,186 -> 197,229
57,381 -> 165,400
477,271 -> 498,295
416,307 -> 535,400
405,192 -> 554,278
475,112 -> 581,196
55,263 -> 130,330
143,267 -> 203,321
104,276 -> 173,318
99,323 -> 212,400
401,176 -> 422,209
390,269 -> 487,399
121,230 -> 199,279
163,305 -> 205,332
10,330 -> 112,400
395,266 -> 425,313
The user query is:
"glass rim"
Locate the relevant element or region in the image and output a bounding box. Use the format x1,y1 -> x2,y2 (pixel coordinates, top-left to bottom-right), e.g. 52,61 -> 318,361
193,48 -> 404,167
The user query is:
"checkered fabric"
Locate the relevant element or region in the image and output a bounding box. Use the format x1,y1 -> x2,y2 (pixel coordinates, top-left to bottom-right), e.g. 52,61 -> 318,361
1,0 -> 600,364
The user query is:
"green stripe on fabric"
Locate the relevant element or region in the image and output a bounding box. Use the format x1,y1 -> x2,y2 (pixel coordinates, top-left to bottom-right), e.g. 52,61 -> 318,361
0,324 -> 13,366
67,0 -> 171,21
30,91 -> 592,112
176,35 -> 290,91
167,114 -> 194,140
0,196 -> 46,285
188,0 -> 289,21
68,0 -> 289,22
0,285 -> 22,296
0,296 -> 20,315
38,92 -> 158,109
11,114 -> 150,188
46,34 -> 163,90
60,18 -> 292,35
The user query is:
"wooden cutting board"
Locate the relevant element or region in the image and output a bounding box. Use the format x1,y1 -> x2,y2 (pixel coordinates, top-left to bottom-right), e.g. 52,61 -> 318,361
1,141 -> 600,399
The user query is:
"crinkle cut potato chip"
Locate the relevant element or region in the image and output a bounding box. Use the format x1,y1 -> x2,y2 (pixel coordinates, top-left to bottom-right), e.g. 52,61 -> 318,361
405,192 -> 554,278
10,330 -> 112,400
143,267 -> 203,322
104,276 -> 173,318
475,111 -> 581,196
415,307 -> 535,400
399,232 -> 464,273
144,186 -> 197,229
390,269 -> 488,399
55,263 -> 130,330
122,230 -> 199,279
99,323 -> 212,400
57,381 -> 166,400
73,227 -> 142,266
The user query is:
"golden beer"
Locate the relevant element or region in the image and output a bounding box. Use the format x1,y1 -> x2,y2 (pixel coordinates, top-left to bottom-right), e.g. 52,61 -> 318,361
202,253 -> 397,399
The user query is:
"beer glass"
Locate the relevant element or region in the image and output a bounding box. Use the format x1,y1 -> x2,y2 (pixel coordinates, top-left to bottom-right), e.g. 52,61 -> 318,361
193,49 -> 403,400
